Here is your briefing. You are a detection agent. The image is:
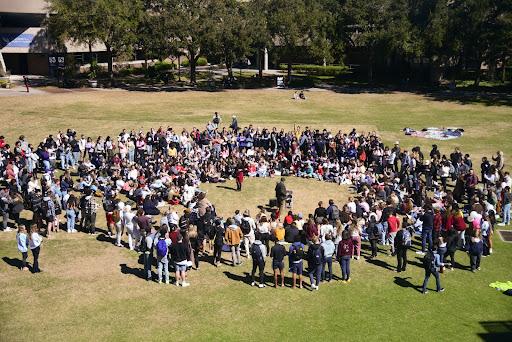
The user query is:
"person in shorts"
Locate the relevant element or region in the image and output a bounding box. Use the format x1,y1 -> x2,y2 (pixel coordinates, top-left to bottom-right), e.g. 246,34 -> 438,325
289,235 -> 305,289
170,233 -> 190,287
270,238 -> 287,287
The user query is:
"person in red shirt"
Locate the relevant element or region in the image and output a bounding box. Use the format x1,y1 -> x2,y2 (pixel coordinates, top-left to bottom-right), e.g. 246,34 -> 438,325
453,209 -> 467,250
387,211 -> 400,255
235,165 -> 244,192
433,208 -> 443,240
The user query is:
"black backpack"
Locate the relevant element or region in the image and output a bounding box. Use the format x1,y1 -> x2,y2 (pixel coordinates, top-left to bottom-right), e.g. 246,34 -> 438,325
423,250 -> 435,270
330,205 -> 340,220
241,219 -> 251,235
312,246 -> 323,266
252,244 -> 264,263
291,243 -> 304,262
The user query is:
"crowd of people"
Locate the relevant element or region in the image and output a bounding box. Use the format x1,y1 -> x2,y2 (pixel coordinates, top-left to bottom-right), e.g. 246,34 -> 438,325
1,113 -> 507,293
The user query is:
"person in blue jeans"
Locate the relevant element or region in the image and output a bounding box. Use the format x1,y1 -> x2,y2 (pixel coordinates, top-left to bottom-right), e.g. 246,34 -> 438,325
337,230 -> 354,283
155,226 -> 171,284
420,207 -> 434,253
307,237 -> 324,290
499,186 -> 512,226
421,250 -> 445,294
321,234 -> 335,282
66,201 -> 77,233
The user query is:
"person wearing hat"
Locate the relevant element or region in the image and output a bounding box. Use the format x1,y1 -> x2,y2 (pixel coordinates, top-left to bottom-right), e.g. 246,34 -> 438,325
275,177 -> 287,217
241,210 -> 256,259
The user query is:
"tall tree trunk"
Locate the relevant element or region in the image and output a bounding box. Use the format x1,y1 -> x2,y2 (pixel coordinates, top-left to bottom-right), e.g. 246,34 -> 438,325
287,62 -> 292,81
502,56 -> 507,83
258,48 -> 263,78
368,50 -> 374,84
488,60 -> 496,82
226,60 -> 233,79
189,55 -> 197,85
88,42 -> 93,64
474,57 -> 481,87
106,44 -> 113,80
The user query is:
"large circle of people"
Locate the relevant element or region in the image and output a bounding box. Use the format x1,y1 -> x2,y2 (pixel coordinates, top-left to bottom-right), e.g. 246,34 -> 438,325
3,113 -> 507,291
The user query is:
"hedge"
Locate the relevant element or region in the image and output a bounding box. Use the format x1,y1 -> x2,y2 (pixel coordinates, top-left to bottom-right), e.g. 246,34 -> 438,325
279,64 -> 348,76
181,57 -> 208,67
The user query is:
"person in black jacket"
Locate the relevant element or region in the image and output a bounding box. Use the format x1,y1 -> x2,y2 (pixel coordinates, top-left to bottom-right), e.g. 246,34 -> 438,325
212,219 -> 225,266
307,237 -> 324,290
445,229 -> 458,270
170,234 -> 190,287
468,230 -> 484,272
394,227 -> 410,273
275,178 -> 287,217
419,206 -> 434,254
366,216 -> 379,259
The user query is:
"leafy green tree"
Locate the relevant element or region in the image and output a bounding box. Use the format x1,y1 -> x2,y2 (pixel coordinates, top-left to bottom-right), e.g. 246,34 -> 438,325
268,0 -> 332,79
342,0 -> 413,83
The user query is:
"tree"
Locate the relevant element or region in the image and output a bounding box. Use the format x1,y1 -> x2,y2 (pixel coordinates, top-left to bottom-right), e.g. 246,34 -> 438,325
247,0 -> 272,78
46,0 -> 101,61
342,0 -> 413,83
205,0 -> 254,79
268,0 -> 332,79
168,0 -> 218,84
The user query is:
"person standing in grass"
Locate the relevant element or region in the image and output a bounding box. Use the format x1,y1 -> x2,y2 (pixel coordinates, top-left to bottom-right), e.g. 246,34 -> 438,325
321,233 -> 335,282
387,211 -> 400,256
42,195 -> 55,239
155,226 -> 171,284
224,218 -> 243,266
307,237 -> 324,290
170,233 -> 190,287
289,235 -> 305,289
421,249 -> 445,294
337,230 -> 353,283
250,233 -> 267,288
29,224 -> 42,273
394,225 -> 411,273
468,230 -> 483,272
16,225 -> 29,271
212,218 -> 225,266
498,186 -> 511,226
270,238 -> 286,287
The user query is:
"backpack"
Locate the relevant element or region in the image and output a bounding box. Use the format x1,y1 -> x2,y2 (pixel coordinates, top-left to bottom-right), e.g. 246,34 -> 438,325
241,219 -> 251,235
291,243 -> 304,262
330,205 -> 340,220
402,229 -> 412,247
213,117 -> 220,125
423,250 -> 435,270
252,244 -> 264,263
156,239 -> 168,258
313,246 -> 322,266
42,200 -> 49,216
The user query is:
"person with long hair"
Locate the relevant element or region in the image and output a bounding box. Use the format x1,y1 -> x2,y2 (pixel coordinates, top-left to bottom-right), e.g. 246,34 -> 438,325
16,225 -> 29,270
29,224 -> 42,273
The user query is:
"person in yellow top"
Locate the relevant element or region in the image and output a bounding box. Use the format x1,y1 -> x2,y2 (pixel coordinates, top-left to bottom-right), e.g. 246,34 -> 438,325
167,144 -> 177,158
274,224 -> 285,242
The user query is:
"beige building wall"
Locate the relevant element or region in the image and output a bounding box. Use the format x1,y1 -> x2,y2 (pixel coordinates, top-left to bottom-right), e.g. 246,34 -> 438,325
0,0 -> 46,14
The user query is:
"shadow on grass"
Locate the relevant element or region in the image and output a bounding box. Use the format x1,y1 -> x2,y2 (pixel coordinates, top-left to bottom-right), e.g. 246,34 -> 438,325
478,321 -> 512,341
120,263 -> 148,281
216,185 -> 238,192
2,256 -> 23,269
223,271 -> 252,285
394,276 -> 422,293
367,258 -> 395,271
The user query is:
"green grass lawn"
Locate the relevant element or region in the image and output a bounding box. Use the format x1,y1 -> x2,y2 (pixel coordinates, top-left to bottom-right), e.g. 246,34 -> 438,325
1,89 -> 512,341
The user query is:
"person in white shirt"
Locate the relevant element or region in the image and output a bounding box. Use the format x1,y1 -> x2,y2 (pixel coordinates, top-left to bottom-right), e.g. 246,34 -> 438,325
319,218 -> 334,242
241,210 -> 256,259
29,224 -> 42,273
123,205 -> 137,250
